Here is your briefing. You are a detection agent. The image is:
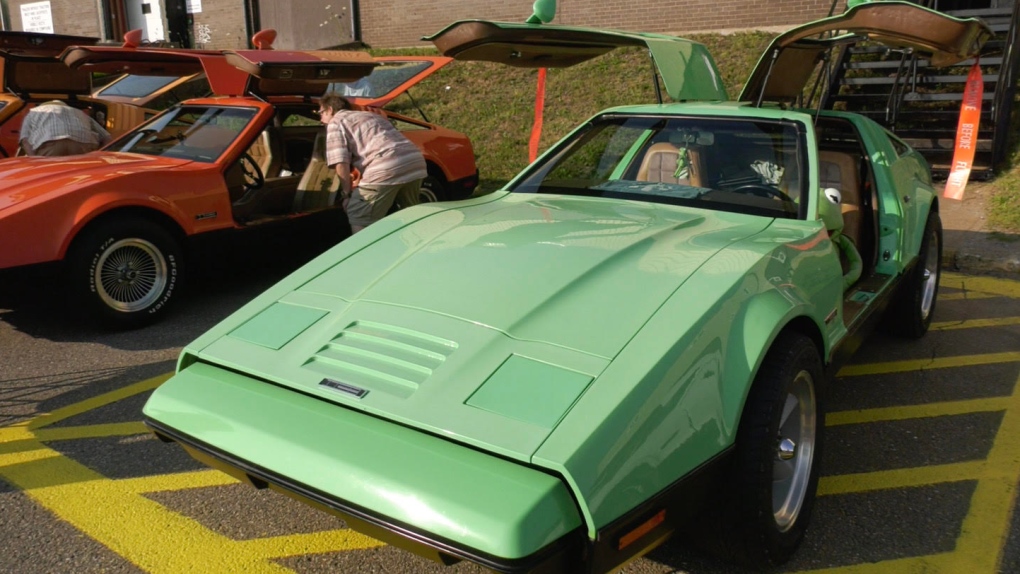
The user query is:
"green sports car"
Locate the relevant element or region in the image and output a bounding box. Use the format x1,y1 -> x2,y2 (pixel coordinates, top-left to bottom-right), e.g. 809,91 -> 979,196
143,2 -> 989,571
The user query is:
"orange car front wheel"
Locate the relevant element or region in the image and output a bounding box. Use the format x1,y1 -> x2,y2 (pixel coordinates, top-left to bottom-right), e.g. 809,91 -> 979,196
66,218 -> 183,330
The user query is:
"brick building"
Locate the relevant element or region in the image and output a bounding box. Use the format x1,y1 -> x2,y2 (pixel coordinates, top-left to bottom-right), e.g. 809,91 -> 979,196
2,0 -> 842,50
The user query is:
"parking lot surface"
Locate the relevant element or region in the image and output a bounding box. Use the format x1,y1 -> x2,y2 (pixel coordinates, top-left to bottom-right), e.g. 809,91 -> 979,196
1,270 -> 1018,573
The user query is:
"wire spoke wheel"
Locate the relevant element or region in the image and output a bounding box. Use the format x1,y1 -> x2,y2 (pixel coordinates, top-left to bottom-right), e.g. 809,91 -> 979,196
93,238 -> 168,313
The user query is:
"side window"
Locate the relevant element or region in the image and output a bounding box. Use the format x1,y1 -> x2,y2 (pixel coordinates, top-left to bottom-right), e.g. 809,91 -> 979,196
149,77 -> 213,111
171,76 -> 213,103
885,130 -> 911,157
281,110 -> 319,127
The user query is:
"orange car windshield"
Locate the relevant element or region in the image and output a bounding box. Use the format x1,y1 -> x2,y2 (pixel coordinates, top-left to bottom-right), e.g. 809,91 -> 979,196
106,105 -> 257,163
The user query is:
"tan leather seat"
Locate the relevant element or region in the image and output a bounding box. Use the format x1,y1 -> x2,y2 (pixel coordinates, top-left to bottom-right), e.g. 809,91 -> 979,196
636,142 -> 704,187
247,126 -> 284,178
292,130 -> 339,211
818,150 -> 862,248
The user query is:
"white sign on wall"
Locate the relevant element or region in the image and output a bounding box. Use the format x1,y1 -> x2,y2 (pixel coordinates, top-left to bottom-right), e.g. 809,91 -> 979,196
21,1 -> 54,33
186,0 -> 202,13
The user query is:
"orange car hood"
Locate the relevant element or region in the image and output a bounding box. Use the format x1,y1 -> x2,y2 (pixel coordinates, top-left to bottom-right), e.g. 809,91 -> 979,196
0,152 -> 190,211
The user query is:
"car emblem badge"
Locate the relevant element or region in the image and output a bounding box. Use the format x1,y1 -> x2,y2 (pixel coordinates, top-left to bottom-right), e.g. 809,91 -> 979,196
319,378 -> 368,398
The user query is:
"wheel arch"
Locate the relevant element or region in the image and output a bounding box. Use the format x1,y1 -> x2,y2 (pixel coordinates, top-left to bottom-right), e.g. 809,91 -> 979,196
908,194 -> 939,258
723,292 -> 829,436
63,206 -> 188,260
424,159 -> 448,181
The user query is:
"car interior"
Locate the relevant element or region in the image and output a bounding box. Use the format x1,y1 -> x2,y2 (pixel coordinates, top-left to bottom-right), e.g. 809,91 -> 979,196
228,115 -> 339,224
813,116 -> 885,323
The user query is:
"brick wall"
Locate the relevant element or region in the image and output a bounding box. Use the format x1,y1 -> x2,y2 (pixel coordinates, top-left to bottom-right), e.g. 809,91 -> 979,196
188,1 -> 250,49
361,0 -> 844,48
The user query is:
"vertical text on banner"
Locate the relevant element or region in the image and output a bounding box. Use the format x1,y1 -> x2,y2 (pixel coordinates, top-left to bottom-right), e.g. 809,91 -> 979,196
944,61 -> 984,200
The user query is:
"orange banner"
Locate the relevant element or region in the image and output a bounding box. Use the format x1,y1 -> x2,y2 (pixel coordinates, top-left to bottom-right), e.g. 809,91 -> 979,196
529,67 -> 547,163
943,61 -> 983,200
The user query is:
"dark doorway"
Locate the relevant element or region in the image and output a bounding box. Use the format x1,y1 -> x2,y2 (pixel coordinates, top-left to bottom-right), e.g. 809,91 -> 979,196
164,0 -> 191,47
101,0 -> 129,41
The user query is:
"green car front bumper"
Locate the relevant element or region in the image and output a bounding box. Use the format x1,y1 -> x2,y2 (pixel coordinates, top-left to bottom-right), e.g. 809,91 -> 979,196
143,361 -> 586,572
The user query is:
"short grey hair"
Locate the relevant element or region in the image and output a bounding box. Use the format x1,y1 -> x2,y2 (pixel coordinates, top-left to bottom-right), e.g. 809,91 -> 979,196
319,92 -> 351,114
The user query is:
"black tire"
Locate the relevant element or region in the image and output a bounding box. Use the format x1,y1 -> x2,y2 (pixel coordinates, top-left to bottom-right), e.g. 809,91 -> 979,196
887,210 -> 942,338
388,174 -> 448,214
67,218 -> 183,329
719,331 -> 824,569
419,174 -> 448,203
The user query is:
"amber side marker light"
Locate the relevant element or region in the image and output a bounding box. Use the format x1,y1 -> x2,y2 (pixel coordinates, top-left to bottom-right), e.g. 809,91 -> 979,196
618,509 -> 666,550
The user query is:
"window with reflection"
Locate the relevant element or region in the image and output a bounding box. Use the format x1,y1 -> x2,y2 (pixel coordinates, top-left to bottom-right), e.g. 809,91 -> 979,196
106,106 -> 257,162
511,114 -> 806,219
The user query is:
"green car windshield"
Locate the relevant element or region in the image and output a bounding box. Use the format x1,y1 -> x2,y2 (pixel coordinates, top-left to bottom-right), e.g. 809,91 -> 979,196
511,115 -> 804,219
106,105 -> 257,163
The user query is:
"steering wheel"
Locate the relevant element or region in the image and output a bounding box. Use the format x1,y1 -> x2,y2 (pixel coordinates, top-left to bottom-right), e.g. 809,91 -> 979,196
732,184 -> 793,202
239,153 -> 265,190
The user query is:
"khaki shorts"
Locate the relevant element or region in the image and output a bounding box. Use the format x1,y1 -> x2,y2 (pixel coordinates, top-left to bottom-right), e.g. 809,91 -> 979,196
347,179 -> 422,228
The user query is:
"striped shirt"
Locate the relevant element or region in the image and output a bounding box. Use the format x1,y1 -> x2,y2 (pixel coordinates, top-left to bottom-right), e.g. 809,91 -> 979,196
20,102 -> 111,153
325,110 -> 426,186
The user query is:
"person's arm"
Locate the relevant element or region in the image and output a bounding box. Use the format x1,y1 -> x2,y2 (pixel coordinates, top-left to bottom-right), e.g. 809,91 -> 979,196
335,162 -> 353,197
86,115 -> 112,146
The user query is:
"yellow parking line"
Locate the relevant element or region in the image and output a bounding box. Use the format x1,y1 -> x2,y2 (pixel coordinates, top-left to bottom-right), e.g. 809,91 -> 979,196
0,371 -> 386,573
818,461 -> 984,496
827,397 -> 1010,426
942,272 -> 1020,299
236,530 -> 384,559
118,469 -> 238,494
932,316 -> 1020,330
0,438 -> 381,573
26,373 -> 169,431
808,359 -> 1020,573
939,291 -> 995,301
837,351 -> 1020,377
941,370 -> 1020,572
33,422 -> 149,442
794,554 -> 948,573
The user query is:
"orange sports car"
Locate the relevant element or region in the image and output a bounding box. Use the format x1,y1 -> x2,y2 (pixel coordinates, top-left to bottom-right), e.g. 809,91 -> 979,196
0,30 -> 228,157
0,39 -> 477,329
0,31 -> 116,157
90,53 -> 478,202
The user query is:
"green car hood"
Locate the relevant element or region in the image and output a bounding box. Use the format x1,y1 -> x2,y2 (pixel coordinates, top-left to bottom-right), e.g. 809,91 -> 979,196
189,194 -> 772,461
301,194 -> 770,357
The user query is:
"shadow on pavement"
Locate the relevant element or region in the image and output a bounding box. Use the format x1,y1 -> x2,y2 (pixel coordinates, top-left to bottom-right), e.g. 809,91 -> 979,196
0,215 -> 346,348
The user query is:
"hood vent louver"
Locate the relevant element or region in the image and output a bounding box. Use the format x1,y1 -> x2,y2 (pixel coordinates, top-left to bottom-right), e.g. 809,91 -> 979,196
302,321 -> 457,398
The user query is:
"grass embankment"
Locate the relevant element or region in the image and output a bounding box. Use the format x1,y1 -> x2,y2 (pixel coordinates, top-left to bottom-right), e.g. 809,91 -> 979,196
989,101 -> 1020,232
377,34 -> 1020,231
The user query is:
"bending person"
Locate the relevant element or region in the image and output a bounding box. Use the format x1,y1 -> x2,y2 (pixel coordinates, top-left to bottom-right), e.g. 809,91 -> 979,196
318,92 -> 426,233
20,100 -> 111,157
